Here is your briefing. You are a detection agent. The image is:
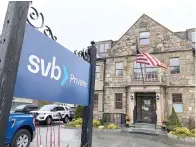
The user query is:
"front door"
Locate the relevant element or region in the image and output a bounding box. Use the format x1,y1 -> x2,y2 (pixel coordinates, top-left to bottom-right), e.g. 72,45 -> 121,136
136,93 -> 156,123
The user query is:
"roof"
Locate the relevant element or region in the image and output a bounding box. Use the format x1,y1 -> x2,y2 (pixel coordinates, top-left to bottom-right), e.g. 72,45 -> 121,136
112,13 -> 189,48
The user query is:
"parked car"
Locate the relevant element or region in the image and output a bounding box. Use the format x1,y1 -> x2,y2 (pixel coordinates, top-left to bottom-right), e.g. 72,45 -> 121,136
69,107 -> 76,121
13,104 -> 39,114
30,104 -> 70,125
5,112 -> 36,147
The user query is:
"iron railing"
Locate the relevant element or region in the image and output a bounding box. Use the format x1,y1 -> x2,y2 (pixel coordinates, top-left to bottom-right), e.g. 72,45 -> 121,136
132,73 -> 159,82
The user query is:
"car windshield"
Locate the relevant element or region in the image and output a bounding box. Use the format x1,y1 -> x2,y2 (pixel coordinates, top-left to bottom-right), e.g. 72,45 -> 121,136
14,105 -> 26,110
39,105 -> 55,111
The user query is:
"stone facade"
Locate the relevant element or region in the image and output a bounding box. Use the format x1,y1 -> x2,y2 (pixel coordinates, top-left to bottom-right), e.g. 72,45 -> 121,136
94,14 -> 195,126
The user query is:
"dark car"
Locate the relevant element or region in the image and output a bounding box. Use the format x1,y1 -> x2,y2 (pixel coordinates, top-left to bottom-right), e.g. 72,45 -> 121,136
13,104 -> 39,114
69,107 -> 76,121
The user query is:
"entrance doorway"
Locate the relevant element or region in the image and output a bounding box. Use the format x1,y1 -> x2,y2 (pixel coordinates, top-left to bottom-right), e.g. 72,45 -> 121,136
135,92 -> 156,123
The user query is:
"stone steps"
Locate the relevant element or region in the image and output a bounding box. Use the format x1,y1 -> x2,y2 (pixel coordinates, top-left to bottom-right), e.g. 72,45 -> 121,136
121,123 -> 167,136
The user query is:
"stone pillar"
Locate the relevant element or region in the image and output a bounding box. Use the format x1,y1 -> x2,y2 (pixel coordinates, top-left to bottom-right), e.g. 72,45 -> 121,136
156,92 -> 162,125
129,92 -> 135,124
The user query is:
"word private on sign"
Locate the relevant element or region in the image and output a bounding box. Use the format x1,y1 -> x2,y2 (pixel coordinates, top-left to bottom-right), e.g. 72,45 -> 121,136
27,55 -> 88,88
14,24 -> 91,106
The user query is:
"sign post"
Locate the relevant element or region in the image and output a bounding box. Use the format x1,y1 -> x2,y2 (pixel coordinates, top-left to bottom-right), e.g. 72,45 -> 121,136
75,42 -> 96,147
0,1 -> 30,146
0,1 -> 96,147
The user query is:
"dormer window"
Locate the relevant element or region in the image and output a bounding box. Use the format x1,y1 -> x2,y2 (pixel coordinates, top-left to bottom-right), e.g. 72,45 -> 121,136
139,31 -> 150,45
99,43 -> 110,53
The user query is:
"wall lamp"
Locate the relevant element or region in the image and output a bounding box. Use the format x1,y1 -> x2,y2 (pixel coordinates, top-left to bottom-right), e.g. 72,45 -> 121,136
131,95 -> 133,100
156,95 -> 159,100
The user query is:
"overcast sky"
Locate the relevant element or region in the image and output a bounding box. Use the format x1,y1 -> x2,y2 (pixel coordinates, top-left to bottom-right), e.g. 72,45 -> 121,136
0,0 -> 195,52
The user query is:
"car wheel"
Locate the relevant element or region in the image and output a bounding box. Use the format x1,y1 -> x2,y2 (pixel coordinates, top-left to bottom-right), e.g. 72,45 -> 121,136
10,129 -> 31,147
63,115 -> 69,123
46,116 -> 52,125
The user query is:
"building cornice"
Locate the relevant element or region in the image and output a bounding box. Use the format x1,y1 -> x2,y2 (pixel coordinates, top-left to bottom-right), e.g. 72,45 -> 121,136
105,49 -> 193,59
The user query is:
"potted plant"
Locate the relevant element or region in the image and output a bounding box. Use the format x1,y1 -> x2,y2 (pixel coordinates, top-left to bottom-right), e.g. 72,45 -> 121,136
126,118 -> 130,127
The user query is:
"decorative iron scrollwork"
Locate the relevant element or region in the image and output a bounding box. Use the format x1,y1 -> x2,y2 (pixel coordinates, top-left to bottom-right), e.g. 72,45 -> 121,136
74,41 -> 95,62
27,1 -> 57,41
74,48 -> 91,62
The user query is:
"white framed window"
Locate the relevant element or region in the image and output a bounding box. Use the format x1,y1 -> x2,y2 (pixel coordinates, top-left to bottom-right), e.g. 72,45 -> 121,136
96,65 -> 100,79
99,43 -> 110,52
170,58 -> 180,74
172,93 -> 183,113
115,62 -> 123,77
139,31 -> 150,45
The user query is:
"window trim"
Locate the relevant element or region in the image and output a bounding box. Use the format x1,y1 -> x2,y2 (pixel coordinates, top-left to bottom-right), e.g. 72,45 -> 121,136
172,93 -> 183,113
139,31 -> 150,46
115,62 -> 123,77
99,43 -> 110,53
94,94 -> 98,110
115,93 -> 123,110
133,61 -> 158,80
170,57 -> 180,75
96,65 -> 100,79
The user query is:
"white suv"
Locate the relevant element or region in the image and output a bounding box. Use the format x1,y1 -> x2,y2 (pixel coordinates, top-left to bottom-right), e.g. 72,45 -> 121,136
31,104 -> 70,125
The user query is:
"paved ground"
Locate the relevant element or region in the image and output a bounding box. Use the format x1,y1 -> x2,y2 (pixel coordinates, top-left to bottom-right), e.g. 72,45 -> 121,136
30,123 -> 195,147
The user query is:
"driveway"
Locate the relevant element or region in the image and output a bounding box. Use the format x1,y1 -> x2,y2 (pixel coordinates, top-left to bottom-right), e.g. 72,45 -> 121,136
30,123 -> 195,147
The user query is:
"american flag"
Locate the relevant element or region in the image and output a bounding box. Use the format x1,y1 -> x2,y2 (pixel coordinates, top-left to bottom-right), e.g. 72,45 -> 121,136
136,39 -> 167,69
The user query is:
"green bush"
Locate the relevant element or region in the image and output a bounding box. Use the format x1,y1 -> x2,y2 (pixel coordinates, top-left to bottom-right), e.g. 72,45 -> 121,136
175,127 -> 192,136
98,125 -> 104,129
167,125 -> 179,131
169,127 -> 195,138
106,123 -> 117,129
191,129 -> 196,134
75,105 -> 84,119
166,107 -> 181,131
93,119 -> 101,128
67,118 -> 83,127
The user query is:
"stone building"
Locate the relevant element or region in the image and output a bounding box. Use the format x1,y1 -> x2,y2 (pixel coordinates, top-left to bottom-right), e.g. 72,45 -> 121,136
93,14 -> 195,126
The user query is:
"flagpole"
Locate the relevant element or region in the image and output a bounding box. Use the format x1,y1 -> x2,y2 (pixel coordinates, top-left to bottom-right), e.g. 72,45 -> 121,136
140,63 -> 145,88
135,36 -> 145,88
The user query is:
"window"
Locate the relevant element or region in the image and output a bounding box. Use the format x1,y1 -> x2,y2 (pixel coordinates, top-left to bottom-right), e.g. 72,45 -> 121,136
96,65 -> 100,79
139,31 -> 150,45
170,58 -> 180,74
57,106 -> 65,111
115,62 -> 123,77
172,94 -> 183,112
133,61 -> 157,81
94,94 -> 98,110
99,43 -> 110,52
192,32 -> 196,42
115,93 -> 123,109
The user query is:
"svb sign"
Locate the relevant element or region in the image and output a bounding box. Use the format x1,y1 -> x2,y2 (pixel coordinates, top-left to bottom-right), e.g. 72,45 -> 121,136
0,2 -> 96,147
14,24 -> 91,106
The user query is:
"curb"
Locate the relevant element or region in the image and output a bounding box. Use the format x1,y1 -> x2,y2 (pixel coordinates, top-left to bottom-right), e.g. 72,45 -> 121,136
64,126 -> 81,129
93,128 -> 122,133
167,133 -> 195,144
64,126 -> 122,132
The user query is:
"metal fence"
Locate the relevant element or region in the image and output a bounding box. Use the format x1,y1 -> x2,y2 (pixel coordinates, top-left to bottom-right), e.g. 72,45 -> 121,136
103,113 -> 126,127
